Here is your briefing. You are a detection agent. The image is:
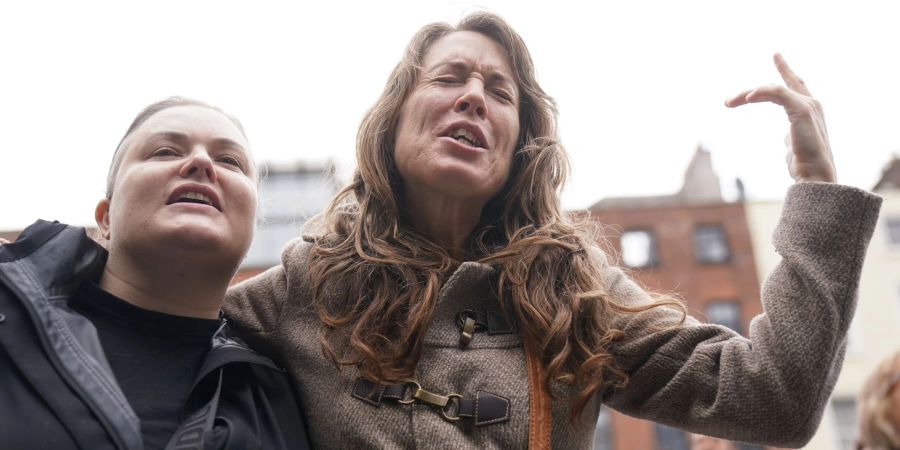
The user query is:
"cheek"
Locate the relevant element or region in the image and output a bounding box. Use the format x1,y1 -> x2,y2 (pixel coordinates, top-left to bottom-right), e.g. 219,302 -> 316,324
235,181 -> 259,221
499,117 -> 520,164
110,173 -> 152,218
493,105 -> 520,154
505,113 -> 521,147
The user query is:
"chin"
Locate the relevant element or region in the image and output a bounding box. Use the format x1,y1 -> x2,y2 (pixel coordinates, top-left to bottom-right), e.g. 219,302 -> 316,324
428,168 -> 503,198
162,221 -> 246,255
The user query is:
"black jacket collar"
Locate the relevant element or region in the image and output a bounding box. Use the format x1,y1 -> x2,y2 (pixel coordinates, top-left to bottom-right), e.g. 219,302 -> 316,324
1,219 -> 280,373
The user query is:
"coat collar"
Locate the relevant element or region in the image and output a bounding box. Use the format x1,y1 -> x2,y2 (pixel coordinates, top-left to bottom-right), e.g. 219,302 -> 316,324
0,220 -> 106,295
425,260 -> 521,348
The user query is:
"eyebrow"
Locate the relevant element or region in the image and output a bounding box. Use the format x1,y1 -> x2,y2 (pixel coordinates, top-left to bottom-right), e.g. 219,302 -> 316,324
429,60 -> 516,88
151,131 -> 248,153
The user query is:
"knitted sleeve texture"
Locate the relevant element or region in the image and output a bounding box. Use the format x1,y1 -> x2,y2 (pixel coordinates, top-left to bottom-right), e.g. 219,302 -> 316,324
224,236 -> 312,362
602,182 -> 882,447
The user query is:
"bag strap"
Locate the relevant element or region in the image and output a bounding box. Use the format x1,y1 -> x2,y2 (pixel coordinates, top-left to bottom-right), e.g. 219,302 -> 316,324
165,368 -> 224,450
524,338 -> 551,450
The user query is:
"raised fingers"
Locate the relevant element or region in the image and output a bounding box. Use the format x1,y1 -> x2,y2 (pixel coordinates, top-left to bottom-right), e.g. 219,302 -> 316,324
725,84 -> 808,112
774,53 -> 812,96
743,84 -> 800,108
724,88 -> 755,108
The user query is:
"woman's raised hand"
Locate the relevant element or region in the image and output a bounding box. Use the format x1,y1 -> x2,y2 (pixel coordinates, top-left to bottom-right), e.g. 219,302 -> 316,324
726,53 -> 837,183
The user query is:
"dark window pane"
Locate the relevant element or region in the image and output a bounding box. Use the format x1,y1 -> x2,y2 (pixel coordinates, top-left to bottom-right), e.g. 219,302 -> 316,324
705,302 -> 741,334
886,217 -> 900,245
654,423 -> 688,450
694,225 -> 729,264
621,230 -> 658,268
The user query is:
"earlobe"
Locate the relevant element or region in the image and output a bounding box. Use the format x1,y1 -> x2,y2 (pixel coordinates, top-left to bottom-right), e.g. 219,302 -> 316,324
94,199 -> 112,240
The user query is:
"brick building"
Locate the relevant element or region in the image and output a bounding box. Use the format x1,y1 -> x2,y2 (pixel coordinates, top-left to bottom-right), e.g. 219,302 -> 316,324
588,147 -> 769,450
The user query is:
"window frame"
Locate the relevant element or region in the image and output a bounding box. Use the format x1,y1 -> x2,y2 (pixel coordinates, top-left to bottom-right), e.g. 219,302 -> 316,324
885,216 -> 900,248
693,223 -> 731,265
704,300 -> 742,334
619,228 -> 660,269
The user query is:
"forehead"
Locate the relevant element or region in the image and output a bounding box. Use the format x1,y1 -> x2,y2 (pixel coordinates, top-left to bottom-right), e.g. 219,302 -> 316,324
127,105 -> 249,150
422,31 -> 514,79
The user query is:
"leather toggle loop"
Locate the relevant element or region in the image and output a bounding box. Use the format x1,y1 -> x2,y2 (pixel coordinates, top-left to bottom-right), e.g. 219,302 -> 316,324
456,309 -> 515,348
459,317 -> 476,347
351,377 -> 510,426
396,380 -> 421,405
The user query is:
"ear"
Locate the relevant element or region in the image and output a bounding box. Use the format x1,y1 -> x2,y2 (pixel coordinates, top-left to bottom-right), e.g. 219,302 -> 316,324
95,198 -> 112,240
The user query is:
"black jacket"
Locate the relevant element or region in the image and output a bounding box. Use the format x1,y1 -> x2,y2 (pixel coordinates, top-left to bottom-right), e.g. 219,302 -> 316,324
0,220 -> 310,450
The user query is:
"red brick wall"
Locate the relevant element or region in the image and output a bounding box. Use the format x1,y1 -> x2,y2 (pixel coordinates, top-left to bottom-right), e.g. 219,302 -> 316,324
591,201 -> 767,450
592,202 -> 762,331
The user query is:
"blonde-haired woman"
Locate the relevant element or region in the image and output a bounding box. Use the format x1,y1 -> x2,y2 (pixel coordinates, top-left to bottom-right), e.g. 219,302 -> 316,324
226,12 -> 881,449
857,351 -> 900,450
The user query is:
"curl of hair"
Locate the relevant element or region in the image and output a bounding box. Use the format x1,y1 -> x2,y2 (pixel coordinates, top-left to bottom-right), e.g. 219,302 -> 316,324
307,12 -> 685,422
857,351 -> 900,450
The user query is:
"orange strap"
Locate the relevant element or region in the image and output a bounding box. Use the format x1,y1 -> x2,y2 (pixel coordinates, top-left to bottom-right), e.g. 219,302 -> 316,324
524,339 -> 552,450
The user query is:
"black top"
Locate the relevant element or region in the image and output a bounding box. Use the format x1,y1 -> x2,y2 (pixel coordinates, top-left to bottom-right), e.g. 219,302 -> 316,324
71,282 -> 220,450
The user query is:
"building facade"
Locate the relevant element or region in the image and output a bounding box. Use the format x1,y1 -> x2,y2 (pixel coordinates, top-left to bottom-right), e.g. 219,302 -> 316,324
588,147 -> 776,450
745,156 -> 900,450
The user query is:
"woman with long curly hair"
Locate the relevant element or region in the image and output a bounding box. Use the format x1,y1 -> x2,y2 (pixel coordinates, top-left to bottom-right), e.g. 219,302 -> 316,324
225,12 -> 882,449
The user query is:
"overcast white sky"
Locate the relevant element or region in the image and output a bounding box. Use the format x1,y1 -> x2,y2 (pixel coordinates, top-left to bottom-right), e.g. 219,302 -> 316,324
2,0 -> 899,230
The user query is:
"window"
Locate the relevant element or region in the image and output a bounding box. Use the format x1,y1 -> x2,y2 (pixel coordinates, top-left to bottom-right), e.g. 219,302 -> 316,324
736,443 -> 764,450
887,217 -> 900,246
592,407 -> 613,450
620,230 -> 658,268
831,398 -> 857,450
705,302 -> 742,334
654,423 -> 688,450
694,225 -> 730,264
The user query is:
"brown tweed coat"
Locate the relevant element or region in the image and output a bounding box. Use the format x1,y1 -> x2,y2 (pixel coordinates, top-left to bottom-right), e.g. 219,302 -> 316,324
225,182 -> 881,449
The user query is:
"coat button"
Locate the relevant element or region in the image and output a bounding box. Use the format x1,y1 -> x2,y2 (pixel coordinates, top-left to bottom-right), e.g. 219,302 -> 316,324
0,313 -> 5,323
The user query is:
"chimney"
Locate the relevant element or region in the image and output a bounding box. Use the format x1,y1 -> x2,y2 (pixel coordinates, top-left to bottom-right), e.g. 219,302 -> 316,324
678,144 -> 723,203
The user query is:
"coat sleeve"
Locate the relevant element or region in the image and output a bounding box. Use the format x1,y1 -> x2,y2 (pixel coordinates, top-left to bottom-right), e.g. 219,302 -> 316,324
601,182 -> 882,448
224,238 -> 313,358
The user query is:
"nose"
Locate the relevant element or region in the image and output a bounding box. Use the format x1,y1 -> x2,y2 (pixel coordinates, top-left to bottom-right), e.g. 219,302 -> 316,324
454,80 -> 487,119
179,147 -> 218,183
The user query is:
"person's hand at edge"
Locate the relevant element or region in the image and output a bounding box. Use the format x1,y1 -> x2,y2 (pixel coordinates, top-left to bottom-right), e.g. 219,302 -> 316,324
725,53 -> 837,184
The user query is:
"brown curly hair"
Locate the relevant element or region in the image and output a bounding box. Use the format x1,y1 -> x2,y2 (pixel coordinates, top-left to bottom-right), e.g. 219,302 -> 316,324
307,12 -> 684,420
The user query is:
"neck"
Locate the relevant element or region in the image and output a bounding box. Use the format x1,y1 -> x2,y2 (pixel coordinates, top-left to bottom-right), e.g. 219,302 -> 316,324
100,248 -> 232,319
405,189 -> 485,260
